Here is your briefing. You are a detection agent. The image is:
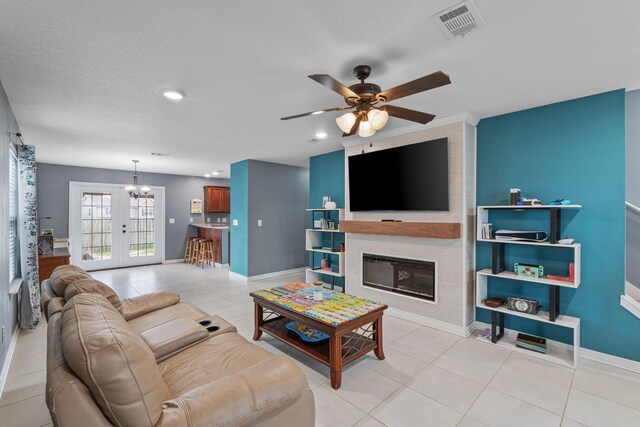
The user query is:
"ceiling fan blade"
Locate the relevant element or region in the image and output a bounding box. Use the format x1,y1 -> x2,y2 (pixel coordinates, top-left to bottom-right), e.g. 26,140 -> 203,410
308,74 -> 360,100
342,115 -> 362,137
280,107 -> 347,120
384,105 -> 436,125
379,71 -> 451,102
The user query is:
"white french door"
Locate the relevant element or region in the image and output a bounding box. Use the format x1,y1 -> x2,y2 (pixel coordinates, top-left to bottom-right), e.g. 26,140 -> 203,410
69,182 -> 165,271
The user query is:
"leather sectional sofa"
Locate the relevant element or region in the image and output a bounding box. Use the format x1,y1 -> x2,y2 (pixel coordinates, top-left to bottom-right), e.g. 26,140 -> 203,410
42,265 -> 315,426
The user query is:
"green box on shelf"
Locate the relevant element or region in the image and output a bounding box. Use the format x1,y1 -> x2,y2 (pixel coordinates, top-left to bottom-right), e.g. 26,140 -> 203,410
514,263 -> 544,278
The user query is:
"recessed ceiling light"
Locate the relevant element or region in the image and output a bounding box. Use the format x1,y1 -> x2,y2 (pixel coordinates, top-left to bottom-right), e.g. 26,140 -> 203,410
162,90 -> 185,100
204,174 -> 211,178
315,131 -> 328,139
211,170 -> 223,176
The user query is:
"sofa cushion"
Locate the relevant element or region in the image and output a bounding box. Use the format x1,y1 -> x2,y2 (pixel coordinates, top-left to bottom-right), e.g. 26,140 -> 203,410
126,301 -> 209,334
49,265 -> 91,297
61,293 -> 171,427
64,278 -> 123,314
159,332 -> 274,396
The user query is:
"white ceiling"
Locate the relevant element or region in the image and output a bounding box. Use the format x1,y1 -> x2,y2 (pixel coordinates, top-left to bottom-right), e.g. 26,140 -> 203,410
1,0 -> 639,177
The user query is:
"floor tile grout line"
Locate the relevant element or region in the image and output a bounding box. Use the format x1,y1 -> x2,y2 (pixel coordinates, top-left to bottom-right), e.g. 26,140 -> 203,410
0,391 -> 46,410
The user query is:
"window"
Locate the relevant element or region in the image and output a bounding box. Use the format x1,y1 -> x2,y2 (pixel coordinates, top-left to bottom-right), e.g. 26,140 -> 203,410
9,148 -> 19,282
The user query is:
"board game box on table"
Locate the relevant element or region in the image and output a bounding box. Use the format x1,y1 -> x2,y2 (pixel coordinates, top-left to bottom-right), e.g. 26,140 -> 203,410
253,282 -> 385,326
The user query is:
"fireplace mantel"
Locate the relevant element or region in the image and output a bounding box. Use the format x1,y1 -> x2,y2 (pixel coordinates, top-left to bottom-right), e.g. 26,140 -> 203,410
340,220 -> 461,239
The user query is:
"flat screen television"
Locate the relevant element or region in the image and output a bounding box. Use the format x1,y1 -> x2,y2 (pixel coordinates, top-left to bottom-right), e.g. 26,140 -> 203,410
348,137 -> 449,211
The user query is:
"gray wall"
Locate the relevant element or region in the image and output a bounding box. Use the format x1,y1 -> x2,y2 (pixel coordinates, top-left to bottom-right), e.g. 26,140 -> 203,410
0,79 -> 20,372
37,163 -> 230,261
247,160 -> 309,276
626,90 -> 640,287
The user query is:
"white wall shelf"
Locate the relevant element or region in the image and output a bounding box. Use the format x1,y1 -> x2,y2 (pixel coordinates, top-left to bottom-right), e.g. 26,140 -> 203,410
306,208 -> 345,213
306,208 -> 345,290
478,204 -> 582,209
475,205 -> 582,368
474,327 -> 578,368
477,268 -> 580,289
476,238 -> 580,249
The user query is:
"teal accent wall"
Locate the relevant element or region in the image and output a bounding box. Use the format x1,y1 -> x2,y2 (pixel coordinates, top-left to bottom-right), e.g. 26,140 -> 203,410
477,90 -> 639,361
309,149 -> 346,287
230,160 -> 249,276
309,149 -> 345,209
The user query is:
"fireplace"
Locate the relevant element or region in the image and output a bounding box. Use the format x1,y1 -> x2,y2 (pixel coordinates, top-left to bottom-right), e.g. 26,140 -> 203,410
362,253 -> 436,302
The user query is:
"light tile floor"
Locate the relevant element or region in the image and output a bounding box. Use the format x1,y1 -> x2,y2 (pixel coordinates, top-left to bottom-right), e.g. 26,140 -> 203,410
2,263 -> 640,426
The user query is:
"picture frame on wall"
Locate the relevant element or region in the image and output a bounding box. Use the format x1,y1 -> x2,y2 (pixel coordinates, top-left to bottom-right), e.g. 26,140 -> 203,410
191,198 -> 203,214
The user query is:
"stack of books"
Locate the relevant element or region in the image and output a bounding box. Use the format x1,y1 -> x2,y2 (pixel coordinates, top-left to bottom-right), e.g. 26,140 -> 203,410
516,333 -> 547,354
481,223 -> 493,239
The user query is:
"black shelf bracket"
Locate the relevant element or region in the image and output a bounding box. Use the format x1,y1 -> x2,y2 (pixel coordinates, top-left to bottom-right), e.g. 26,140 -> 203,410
491,311 -> 505,343
549,207 -> 561,244
491,242 -> 505,274
549,285 -> 560,322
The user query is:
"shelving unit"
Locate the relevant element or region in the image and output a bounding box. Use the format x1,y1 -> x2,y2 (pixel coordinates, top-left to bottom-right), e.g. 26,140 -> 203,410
476,204 -> 582,368
306,208 -> 345,290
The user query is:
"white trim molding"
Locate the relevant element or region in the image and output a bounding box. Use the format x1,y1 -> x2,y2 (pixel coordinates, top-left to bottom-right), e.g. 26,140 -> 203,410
620,294 -> 640,320
0,325 -> 20,401
229,266 -> 307,282
162,258 -> 185,264
580,347 -> 640,375
387,307 -> 469,337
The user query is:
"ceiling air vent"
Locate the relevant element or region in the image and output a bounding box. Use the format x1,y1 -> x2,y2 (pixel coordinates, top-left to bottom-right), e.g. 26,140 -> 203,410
432,0 -> 485,40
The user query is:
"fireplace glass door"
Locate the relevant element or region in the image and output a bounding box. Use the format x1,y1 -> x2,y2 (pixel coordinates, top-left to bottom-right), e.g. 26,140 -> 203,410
362,254 -> 436,302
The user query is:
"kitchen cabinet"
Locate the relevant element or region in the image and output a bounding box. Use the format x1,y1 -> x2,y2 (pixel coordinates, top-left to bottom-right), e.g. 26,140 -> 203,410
204,186 -> 230,213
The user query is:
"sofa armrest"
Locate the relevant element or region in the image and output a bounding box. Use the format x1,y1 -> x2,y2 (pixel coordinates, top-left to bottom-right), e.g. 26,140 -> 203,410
156,356 -> 309,427
120,290 -> 181,320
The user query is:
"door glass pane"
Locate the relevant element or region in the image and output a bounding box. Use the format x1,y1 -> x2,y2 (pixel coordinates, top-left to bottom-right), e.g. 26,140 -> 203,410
81,192 -> 112,260
129,195 -> 155,257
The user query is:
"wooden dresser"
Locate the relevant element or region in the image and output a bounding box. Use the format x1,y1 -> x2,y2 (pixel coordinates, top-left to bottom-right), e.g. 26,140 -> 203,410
38,248 -> 71,283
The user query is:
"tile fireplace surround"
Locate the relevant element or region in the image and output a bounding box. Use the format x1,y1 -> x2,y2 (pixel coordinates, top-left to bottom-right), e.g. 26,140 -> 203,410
342,119 -> 477,336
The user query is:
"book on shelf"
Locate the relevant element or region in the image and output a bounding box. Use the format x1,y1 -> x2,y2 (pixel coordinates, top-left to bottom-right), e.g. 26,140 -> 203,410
516,333 -> 547,354
481,223 -> 493,239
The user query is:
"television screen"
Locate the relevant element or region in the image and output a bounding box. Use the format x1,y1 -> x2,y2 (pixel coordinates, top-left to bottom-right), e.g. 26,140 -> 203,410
348,137 -> 449,211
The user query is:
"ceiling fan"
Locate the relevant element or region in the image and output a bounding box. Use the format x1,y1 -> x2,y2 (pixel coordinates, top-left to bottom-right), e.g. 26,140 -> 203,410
281,65 -> 451,138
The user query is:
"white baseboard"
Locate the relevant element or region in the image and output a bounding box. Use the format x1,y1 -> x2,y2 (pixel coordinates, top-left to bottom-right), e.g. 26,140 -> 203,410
386,307 -> 469,337
229,267 -> 307,282
248,267 -> 306,281
163,258 -> 185,264
0,324 -> 20,401
620,294 -> 640,319
580,347 -> 640,374
228,271 -> 248,281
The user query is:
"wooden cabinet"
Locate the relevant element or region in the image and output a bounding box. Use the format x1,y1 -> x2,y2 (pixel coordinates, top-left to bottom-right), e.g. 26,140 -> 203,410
204,186 -> 230,213
38,248 -> 71,284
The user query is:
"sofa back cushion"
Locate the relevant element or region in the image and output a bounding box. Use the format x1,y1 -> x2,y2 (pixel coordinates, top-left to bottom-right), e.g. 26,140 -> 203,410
49,265 -> 91,296
61,293 -> 171,427
64,278 -> 123,314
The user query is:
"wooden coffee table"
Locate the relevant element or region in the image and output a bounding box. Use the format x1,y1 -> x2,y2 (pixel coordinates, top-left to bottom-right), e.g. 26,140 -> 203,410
250,283 -> 387,389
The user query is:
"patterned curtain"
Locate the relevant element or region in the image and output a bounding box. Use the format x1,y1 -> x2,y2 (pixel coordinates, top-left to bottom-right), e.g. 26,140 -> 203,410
17,145 -> 41,329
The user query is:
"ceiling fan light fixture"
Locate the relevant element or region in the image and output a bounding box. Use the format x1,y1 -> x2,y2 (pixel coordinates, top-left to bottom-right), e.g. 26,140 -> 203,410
368,108 -> 389,130
336,112 -> 357,133
358,117 -> 376,138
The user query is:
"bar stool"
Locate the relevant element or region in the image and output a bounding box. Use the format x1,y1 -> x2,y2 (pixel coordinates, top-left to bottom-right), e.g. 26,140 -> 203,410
197,240 -> 215,269
184,237 -> 199,263
190,238 -> 204,265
